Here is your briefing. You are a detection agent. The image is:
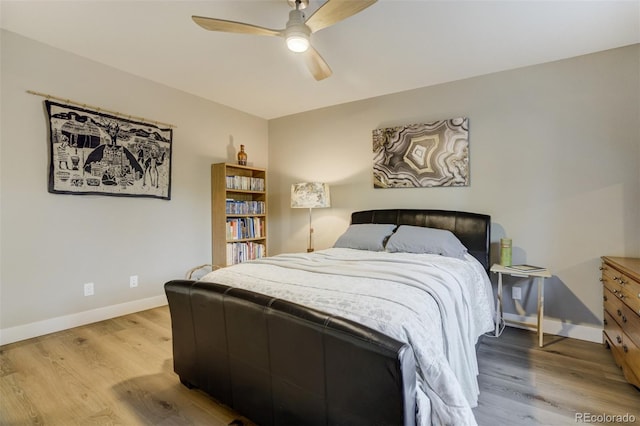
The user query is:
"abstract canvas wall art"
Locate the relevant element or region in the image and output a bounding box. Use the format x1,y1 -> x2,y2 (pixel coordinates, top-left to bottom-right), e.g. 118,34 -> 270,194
372,117 -> 469,188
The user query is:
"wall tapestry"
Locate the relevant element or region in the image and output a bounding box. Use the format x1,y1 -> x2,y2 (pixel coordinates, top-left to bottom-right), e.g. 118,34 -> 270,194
46,101 -> 172,199
372,117 -> 469,188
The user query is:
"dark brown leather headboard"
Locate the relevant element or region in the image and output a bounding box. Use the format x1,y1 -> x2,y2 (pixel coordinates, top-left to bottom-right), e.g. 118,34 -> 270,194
351,209 -> 491,271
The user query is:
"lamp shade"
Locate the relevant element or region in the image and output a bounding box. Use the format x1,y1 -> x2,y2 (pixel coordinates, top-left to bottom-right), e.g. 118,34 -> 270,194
291,182 -> 330,208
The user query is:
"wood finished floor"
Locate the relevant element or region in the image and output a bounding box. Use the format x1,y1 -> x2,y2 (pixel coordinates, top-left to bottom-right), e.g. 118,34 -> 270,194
474,328 -> 639,425
1,306 -> 638,425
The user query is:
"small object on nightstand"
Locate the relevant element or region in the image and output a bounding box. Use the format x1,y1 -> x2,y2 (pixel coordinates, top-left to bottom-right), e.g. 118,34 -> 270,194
505,264 -> 546,272
490,263 -> 552,347
500,238 -> 512,266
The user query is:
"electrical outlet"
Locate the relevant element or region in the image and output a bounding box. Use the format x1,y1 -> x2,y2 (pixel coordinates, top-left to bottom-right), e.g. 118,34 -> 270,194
129,275 -> 138,288
512,286 -> 522,300
84,282 -> 94,297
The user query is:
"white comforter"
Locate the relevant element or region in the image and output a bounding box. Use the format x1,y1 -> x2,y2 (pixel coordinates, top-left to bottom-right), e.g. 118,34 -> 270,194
200,248 -> 494,426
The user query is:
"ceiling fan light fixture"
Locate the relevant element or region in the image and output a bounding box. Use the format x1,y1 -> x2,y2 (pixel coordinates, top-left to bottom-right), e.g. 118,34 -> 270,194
286,32 -> 310,52
285,9 -> 310,53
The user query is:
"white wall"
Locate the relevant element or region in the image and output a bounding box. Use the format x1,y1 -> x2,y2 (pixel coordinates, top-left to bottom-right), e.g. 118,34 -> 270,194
0,30 -> 268,344
268,45 -> 640,331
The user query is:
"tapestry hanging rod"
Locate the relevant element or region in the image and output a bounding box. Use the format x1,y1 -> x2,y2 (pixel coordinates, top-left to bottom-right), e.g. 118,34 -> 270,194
26,90 -> 176,128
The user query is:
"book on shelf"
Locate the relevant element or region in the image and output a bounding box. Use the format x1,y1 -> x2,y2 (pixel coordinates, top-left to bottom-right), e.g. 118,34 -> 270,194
225,199 -> 265,215
226,241 -> 266,265
225,217 -> 265,240
225,175 -> 265,191
505,264 -> 546,272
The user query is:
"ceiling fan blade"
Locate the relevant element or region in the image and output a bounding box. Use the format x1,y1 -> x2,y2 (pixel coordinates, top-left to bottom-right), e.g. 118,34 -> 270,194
192,16 -> 283,37
305,0 -> 377,33
303,46 -> 332,81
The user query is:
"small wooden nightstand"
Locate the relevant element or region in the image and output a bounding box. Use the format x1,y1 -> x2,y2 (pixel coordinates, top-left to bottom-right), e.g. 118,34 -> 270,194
490,264 -> 552,347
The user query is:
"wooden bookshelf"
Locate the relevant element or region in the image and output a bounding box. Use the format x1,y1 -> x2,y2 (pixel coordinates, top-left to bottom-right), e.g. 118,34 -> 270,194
211,163 -> 267,268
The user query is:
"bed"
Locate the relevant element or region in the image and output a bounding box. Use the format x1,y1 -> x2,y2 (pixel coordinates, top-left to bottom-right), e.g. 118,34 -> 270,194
165,209 -> 494,426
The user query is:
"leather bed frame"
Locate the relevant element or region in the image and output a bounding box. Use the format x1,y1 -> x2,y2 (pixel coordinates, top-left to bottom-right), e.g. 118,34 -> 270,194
164,209 -> 491,425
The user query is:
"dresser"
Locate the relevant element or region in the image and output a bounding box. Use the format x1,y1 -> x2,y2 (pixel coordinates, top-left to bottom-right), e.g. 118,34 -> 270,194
601,256 -> 640,388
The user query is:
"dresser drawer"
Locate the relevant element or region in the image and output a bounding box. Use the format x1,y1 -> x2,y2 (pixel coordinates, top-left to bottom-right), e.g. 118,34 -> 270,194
619,297 -> 640,349
604,309 -> 625,354
604,309 -> 640,387
601,266 -> 620,293
604,288 -> 625,327
602,257 -> 640,316
602,267 -> 627,303
619,273 -> 640,316
624,330 -> 640,377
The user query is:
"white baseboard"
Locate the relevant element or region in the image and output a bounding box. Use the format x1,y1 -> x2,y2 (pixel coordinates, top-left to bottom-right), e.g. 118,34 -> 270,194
503,313 -> 603,343
0,295 -> 168,346
1,299 -> 602,346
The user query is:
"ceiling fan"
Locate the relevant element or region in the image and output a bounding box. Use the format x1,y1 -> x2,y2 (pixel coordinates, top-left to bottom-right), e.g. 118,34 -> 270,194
192,0 -> 377,81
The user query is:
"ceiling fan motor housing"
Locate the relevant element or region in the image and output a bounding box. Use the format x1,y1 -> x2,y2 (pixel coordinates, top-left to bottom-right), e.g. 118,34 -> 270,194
285,9 -> 311,52
287,0 -> 309,9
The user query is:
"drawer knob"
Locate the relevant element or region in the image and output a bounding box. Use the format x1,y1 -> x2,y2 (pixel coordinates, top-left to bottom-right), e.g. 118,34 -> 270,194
604,318 -> 608,325
604,295 -> 608,301
622,315 -> 627,323
623,345 -> 628,353
599,277 -> 604,282
617,335 -> 623,344
617,309 -> 622,316
599,266 -> 604,271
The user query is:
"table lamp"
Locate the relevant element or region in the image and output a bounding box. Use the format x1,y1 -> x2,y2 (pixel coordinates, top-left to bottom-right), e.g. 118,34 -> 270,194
291,182 -> 331,252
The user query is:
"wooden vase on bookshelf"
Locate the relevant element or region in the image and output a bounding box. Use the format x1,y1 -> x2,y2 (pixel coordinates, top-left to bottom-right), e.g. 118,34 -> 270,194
211,162 -> 266,268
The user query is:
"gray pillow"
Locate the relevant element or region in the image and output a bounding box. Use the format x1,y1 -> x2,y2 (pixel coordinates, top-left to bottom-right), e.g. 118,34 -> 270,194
333,224 -> 397,251
385,225 -> 468,259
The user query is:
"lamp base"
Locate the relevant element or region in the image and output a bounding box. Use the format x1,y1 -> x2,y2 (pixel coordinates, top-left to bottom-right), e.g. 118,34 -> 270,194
307,248 -> 314,253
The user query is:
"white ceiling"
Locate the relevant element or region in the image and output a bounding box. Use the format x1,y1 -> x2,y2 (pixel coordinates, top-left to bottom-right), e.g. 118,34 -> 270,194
2,1 -> 639,120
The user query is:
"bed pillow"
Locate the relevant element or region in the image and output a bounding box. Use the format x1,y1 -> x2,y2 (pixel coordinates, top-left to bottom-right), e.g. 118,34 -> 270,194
333,223 -> 397,251
385,225 -> 468,259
